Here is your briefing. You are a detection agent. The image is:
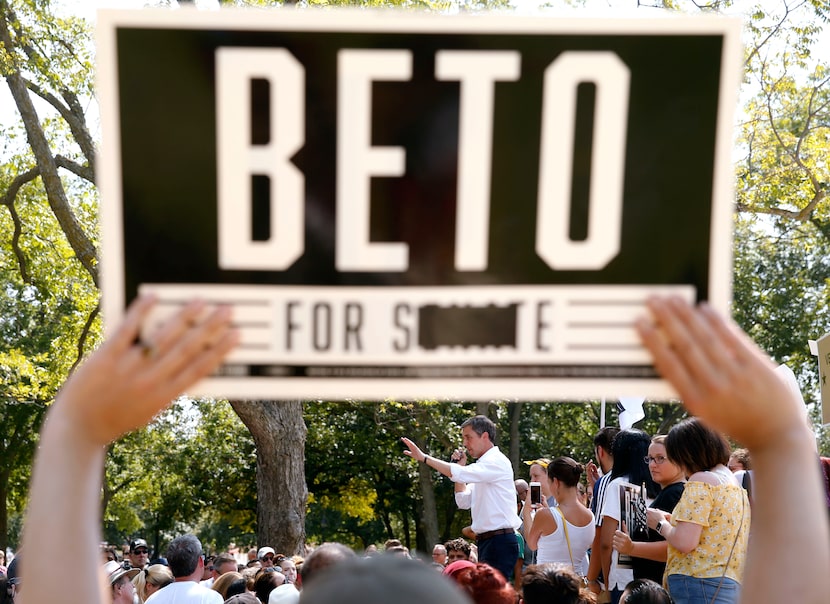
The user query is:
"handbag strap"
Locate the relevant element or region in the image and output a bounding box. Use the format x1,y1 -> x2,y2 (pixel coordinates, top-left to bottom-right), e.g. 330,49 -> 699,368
709,493 -> 746,604
554,506 -> 577,570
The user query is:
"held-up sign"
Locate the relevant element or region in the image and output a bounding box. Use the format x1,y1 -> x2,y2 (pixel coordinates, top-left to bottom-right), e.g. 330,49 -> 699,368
97,9 -> 742,401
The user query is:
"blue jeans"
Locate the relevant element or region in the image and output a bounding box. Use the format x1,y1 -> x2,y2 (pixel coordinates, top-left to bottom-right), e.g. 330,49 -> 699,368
476,532 -> 518,581
667,574 -> 740,604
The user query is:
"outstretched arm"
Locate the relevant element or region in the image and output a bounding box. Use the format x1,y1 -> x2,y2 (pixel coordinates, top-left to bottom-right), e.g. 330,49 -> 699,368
637,296 -> 829,604
20,296 -> 238,604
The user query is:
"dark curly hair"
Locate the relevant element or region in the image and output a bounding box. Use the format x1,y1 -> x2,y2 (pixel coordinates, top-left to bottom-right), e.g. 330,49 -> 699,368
522,563 -> 596,604
444,537 -> 472,558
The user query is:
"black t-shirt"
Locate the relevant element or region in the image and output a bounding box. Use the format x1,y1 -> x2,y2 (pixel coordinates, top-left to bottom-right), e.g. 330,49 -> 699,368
632,481 -> 685,582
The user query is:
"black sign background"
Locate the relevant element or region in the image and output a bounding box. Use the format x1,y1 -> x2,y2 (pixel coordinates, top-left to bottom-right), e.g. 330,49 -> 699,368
115,27 -> 723,301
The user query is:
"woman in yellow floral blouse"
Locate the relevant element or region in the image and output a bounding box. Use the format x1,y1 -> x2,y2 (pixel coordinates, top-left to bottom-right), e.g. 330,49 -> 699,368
645,417 -> 750,604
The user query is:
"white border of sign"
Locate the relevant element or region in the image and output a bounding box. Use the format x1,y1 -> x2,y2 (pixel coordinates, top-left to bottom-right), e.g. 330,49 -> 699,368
97,8 -> 742,401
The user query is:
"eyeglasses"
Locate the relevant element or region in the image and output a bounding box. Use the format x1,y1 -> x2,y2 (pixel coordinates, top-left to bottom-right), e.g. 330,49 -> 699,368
263,554 -> 275,561
644,455 -> 668,465
134,549 -> 149,555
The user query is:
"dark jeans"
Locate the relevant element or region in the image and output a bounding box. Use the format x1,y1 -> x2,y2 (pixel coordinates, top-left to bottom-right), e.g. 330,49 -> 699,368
476,532 -> 518,581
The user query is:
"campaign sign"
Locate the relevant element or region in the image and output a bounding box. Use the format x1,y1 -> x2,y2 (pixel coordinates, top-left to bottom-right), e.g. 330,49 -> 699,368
97,9 -> 742,400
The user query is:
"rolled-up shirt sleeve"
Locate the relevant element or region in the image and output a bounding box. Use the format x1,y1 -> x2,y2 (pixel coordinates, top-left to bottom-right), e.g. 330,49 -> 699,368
451,454 -> 505,511
455,483 -> 473,509
450,457 -> 509,484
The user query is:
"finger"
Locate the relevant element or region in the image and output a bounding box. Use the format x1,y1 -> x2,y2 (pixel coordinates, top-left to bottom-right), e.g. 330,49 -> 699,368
665,299 -> 759,396
621,520 -> 628,535
144,299 -> 208,358
110,294 -> 157,354
652,297 -> 724,378
636,309 -> 700,402
155,306 -> 233,382
165,328 -> 239,396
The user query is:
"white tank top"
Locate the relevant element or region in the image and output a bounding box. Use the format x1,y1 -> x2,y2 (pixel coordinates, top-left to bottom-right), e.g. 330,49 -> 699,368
535,507 -> 595,576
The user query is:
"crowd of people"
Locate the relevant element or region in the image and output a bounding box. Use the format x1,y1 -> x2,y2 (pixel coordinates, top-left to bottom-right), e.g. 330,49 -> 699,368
4,296 -> 829,604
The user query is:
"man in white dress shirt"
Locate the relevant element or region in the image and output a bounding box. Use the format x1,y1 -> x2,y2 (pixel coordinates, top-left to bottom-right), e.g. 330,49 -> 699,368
402,415 -> 519,580
145,535 -> 222,604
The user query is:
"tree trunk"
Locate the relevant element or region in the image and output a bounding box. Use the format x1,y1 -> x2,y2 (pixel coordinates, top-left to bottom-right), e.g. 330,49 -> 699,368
0,471 -> 8,552
229,400 -> 307,555
508,402 -> 523,472
415,456 -> 439,552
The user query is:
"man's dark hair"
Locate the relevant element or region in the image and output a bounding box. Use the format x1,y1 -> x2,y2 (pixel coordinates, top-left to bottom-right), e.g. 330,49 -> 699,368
521,563 -> 589,604
300,542 -> 357,587
165,534 -> 203,578
444,538 -> 471,557
593,427 -> 620,455
666,417 -> 731,475
622,578 -> 674,604
461,415 -> 496,443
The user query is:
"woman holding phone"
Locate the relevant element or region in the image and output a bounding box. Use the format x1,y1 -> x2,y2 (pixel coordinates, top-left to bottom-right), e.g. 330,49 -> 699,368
522,457 -> 595,578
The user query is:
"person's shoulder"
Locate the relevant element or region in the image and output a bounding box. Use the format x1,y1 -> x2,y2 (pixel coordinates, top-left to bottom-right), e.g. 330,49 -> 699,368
484,446 -> 512,466
688,471 -> 721,486
605,476 -> 627,488
192,582 -> 224,603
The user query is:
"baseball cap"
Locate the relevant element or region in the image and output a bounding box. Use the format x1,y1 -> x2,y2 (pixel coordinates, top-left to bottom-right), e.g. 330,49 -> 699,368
442,559 -> 476,578
104,560 -> 140,585
257,546 -> 276,560
130,538 -> 149,552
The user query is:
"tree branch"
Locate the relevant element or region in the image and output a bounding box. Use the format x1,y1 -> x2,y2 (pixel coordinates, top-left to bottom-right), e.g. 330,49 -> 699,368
55,154 -> 94,182
0,10 -> 99,285
69,303 -> 100,375
0,167 -> 39,283
761,76 -> 826,222
21,78 -> 97,174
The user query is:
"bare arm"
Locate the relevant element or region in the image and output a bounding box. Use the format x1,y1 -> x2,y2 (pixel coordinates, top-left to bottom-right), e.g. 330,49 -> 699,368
522,498 -> 554,552
20,297 -> 237,604
599,517 -> 617,593
612,529 -> 668,562
401,438 -> 467,484
637,297 -> 830,604
661,521 -> 703,554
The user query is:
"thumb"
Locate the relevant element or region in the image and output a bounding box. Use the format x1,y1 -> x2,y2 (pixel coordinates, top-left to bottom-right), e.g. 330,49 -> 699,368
621,520 -> 629,534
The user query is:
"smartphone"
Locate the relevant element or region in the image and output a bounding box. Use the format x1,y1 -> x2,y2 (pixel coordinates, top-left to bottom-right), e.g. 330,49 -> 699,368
530,481 -> 542,505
